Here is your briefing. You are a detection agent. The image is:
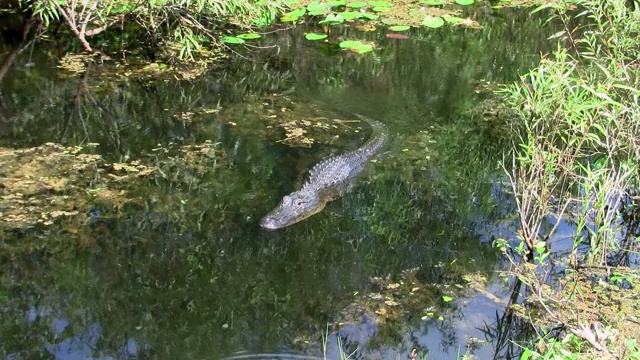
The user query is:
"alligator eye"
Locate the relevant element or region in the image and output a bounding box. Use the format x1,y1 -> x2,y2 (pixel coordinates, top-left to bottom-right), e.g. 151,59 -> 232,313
295,200 -> 304,206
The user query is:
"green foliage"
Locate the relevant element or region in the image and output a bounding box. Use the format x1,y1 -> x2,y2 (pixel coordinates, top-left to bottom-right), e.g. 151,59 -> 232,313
17,0 -> 288,59
148,0 -> 286,58
499,0 -> 640,357
500,0 -> 640,264
16,0 -> 48,23
281,7 -> 306,22
626,339 -> 640,360
519,336 -> 583,360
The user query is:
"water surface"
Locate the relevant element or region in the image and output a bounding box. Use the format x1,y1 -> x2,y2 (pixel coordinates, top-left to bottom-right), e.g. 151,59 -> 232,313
0,8 -> 556,359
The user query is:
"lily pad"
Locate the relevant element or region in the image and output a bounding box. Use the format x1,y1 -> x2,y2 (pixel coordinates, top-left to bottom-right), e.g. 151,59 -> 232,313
281,8 -> 306,22
319,13 -> 345,24
305,33 -> 328,40
328,0 -> 346,5
408,8 -> 427,18
422,15 -> 445,28
347,1 -> 368,8
339,11 -> 362,20
443,15 -> 465,23
307,1 -> 326,11
455,0 -> 474,4
307,1 -> 329,15
280,15 -> 300,22
222,36 -> 245,44
372,6 -> 391,12
420,0 -> 444,4
339,40 -> 373,54
351,44 -> 373,53
290,8 -> 307,16
388,25 -> 410,31
237,33 -> 261,39
339,40 -> 364,48
381,18 -> 399,25
281,14 -> 299,22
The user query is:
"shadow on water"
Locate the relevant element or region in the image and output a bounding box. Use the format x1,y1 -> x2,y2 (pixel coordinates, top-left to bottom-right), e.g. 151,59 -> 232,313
0,7 -> 558,360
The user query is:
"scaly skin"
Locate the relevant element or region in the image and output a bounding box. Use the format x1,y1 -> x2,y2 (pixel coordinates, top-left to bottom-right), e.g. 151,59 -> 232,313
260,116 -> 387,230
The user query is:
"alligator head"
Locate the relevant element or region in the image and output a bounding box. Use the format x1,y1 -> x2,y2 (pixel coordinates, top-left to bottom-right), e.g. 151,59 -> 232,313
260,189 -> 330,230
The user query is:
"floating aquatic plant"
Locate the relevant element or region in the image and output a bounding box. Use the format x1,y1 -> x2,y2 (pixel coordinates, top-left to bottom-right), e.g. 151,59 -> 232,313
422,15 -> 445,28
339,11 -> 362,20
347,1 -> 368,8
388,25 -> 410,31
443,15 -> 465,23
319,13 -> 345,24
307,1 -> 329,15
281,8 -> 306,22
305,33 -> 328,40
339,40 -> 373,53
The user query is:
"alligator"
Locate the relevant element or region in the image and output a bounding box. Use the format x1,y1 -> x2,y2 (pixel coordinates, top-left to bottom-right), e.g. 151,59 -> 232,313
260,115 -> 387,230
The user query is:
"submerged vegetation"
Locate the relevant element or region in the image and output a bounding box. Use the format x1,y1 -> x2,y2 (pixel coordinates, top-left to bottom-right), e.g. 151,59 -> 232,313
497,0 -> 640,358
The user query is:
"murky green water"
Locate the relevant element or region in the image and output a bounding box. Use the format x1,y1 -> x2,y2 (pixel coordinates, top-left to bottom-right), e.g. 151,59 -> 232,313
1,8 -> 556,360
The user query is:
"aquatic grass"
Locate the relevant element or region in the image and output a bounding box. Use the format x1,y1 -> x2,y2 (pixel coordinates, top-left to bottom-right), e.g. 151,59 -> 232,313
501,0 -> 640,264
321,326 -> 357,360
498,0 -> 640,357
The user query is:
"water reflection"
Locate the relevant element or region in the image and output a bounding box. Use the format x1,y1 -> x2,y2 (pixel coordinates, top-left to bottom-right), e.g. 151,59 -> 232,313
0,7 -> 556,360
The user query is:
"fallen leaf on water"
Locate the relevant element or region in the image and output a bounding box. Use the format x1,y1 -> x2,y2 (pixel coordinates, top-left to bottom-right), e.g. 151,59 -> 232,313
386,33 -> 410,39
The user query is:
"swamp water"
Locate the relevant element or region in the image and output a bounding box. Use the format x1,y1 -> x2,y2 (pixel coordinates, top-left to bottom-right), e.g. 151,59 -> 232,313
1,8 -> 556,360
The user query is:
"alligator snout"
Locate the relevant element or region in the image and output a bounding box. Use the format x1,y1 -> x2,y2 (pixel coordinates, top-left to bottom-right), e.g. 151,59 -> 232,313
260,215 -> 282,231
